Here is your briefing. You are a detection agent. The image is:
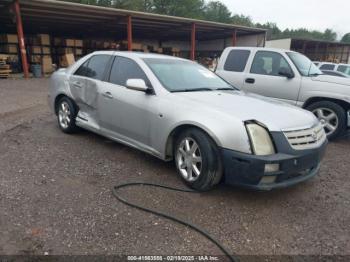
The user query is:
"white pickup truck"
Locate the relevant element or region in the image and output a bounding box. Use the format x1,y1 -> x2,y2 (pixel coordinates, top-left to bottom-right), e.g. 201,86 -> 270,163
216,47 -> 350,140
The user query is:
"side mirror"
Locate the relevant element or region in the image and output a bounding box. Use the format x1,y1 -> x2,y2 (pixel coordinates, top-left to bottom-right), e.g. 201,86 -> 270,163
126,79 -> 149,92
278,67 -> 294,79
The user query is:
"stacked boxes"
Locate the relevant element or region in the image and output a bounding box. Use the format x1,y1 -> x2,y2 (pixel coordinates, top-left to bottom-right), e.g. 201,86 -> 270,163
0,34 -> 19,55
54,38 -> 83,67
27,34 -> 53,74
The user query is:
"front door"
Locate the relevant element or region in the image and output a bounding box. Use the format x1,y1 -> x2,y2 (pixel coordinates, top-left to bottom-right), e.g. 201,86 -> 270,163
98,56 -> 156,147
242,50 -> 301,105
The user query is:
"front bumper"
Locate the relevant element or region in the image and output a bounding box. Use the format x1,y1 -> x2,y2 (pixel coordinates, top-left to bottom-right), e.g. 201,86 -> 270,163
221,138 -> 327,191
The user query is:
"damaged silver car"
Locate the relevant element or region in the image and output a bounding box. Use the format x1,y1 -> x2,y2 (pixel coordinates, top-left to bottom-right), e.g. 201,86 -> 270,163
49,51 -> 327,191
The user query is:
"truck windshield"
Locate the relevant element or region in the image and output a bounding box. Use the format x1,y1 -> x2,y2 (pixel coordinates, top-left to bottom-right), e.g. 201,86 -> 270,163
143,58 -> 236,92
287,52 -> 323,77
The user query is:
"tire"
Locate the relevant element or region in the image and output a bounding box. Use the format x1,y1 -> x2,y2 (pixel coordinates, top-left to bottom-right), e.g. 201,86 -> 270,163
174,128 -> 223,191
306,101 -> 346,140
56,96 -> 79,134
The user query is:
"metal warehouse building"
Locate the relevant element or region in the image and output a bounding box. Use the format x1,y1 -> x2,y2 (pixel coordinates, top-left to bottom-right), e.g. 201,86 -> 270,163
0,0 -> 266,78
266,38 -> 350,64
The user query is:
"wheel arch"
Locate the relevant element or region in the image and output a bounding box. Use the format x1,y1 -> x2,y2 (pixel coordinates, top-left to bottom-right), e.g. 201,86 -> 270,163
303,97 -> 350,111
164,123 -> 222,160
54,94 -> 78,115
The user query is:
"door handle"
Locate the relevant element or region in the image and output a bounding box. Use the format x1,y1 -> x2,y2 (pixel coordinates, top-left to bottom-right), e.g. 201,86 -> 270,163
72,81 -> 83,88
245,78 -> 255,84
102,91 -> 113,99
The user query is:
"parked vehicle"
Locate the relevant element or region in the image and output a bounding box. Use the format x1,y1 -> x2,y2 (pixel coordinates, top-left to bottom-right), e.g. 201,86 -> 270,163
49,51 -> 327,191
316,62 -> 350,76
216,47 -> 350,140
321,70 -> 349,78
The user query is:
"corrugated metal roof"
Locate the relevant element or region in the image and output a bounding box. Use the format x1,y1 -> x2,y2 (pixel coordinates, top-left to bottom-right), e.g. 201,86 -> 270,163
0,0 -> 266,40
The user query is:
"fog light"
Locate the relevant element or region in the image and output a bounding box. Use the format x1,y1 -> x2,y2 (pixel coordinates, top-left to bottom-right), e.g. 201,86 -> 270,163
264,163 -> 280,173
260,176 -> 276,184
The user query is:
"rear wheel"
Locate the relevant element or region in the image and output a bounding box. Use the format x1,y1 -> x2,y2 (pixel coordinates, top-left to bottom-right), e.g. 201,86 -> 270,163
57,97 -> 79,133
174,128 -> 223,191
306,101 -> 346,140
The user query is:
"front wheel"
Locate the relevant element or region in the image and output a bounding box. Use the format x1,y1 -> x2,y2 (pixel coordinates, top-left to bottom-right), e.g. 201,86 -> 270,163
174,128 -> 223,191
306,101 -> 346,140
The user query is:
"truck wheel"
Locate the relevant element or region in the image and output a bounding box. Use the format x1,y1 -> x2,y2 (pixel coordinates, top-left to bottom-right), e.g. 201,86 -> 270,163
57,97 -> 79,134
174,128 -> 223,191
306,101 -> 346,140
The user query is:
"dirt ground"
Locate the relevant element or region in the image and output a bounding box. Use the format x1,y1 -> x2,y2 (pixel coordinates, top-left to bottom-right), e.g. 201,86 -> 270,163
0,79 -> 349,259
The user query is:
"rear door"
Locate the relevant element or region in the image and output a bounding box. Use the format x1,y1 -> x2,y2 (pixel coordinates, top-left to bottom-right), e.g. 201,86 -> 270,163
69,54 -> 112,128
242,50 -> 301,105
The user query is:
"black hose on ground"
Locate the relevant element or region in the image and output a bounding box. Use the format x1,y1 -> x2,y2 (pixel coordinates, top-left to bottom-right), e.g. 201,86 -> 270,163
112,182 -> 237,262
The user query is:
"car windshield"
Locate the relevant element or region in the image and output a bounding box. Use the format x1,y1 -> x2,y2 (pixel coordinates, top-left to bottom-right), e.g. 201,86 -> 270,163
287,52 -> 323,77
143,58 -> 235,92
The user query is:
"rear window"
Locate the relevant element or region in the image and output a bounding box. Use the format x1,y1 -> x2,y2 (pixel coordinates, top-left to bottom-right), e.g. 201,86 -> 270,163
224,50 -> 250,72
320,64 -> 335,70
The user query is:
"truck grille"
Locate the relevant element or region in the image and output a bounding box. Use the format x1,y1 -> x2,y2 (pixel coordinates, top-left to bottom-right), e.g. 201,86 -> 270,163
283,123 -> 326,150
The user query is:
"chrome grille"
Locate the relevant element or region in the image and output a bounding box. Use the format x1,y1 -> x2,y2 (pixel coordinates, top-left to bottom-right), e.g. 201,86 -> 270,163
283,123 -> 326,150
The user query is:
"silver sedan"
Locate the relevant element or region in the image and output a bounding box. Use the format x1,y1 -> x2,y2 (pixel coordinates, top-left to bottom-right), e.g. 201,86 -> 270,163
49,51 -> 327,191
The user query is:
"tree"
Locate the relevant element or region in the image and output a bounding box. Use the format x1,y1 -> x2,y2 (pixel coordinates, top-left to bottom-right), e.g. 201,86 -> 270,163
58,0 -> 340,42
341,33 -> 350,43
323,29 -> 337,41
152,0 -> 205,19
204,1 -> 232,23
256,22 -> 281,40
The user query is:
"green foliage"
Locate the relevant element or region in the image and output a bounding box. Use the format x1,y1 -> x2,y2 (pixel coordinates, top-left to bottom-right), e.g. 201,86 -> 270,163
341,33 -> 350,43
203,1 -> 231,23
58,0 -> 343,42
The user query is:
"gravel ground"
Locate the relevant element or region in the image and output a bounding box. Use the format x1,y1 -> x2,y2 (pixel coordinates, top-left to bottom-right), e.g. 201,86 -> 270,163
0,79 -> 349,259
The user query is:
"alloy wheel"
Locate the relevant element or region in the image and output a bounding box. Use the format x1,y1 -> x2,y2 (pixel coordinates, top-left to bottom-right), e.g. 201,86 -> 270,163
312,107 -> 338,136
58,101 -> 71,129
176,137 -> 202,182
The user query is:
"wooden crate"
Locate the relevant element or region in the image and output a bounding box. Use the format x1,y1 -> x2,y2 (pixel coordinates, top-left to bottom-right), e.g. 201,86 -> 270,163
74,39 -> 83,47
59,54 -> 75,68
63,39 -> 75,47
0,34 -> 18,44
41,56 -> 53,73
37,34 -> 50,46
0,56 -> 11,78
0,44 -> 18,53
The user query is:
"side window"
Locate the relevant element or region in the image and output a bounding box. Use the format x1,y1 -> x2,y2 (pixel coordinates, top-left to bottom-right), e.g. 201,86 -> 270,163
337,65 -> 350,75
320,64 -> 335,70
250,51 -> 292,76
74,60 -> 90,77
224,50 -> 250,72
109,57 -> 151,87
84,55 -> 111,80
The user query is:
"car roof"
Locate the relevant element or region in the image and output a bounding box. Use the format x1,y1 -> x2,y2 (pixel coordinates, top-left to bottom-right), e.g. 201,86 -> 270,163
225,46 -> 298,53
90,50 -> 188,61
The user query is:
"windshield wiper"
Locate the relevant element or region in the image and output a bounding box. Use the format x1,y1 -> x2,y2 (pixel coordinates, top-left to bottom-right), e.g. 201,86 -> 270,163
215,87 -> 235,91
309,73 -> 324,77
171,88 -> 213,93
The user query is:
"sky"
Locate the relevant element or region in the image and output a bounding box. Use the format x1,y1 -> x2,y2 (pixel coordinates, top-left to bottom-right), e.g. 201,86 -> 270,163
220,0 -> 350,38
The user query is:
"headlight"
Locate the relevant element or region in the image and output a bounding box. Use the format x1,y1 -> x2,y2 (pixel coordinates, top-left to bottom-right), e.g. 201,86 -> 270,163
246,123 -> 275,155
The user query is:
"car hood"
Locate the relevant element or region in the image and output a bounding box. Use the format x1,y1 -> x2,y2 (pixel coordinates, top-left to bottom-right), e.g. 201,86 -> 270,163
174,90 -> 318,131
311,74 -> 350,86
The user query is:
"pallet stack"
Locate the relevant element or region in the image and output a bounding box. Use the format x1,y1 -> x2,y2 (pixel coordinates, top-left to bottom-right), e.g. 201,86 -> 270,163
27,34 -> 54,74
54,38 -> 83,67
0,54 -> 12,78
